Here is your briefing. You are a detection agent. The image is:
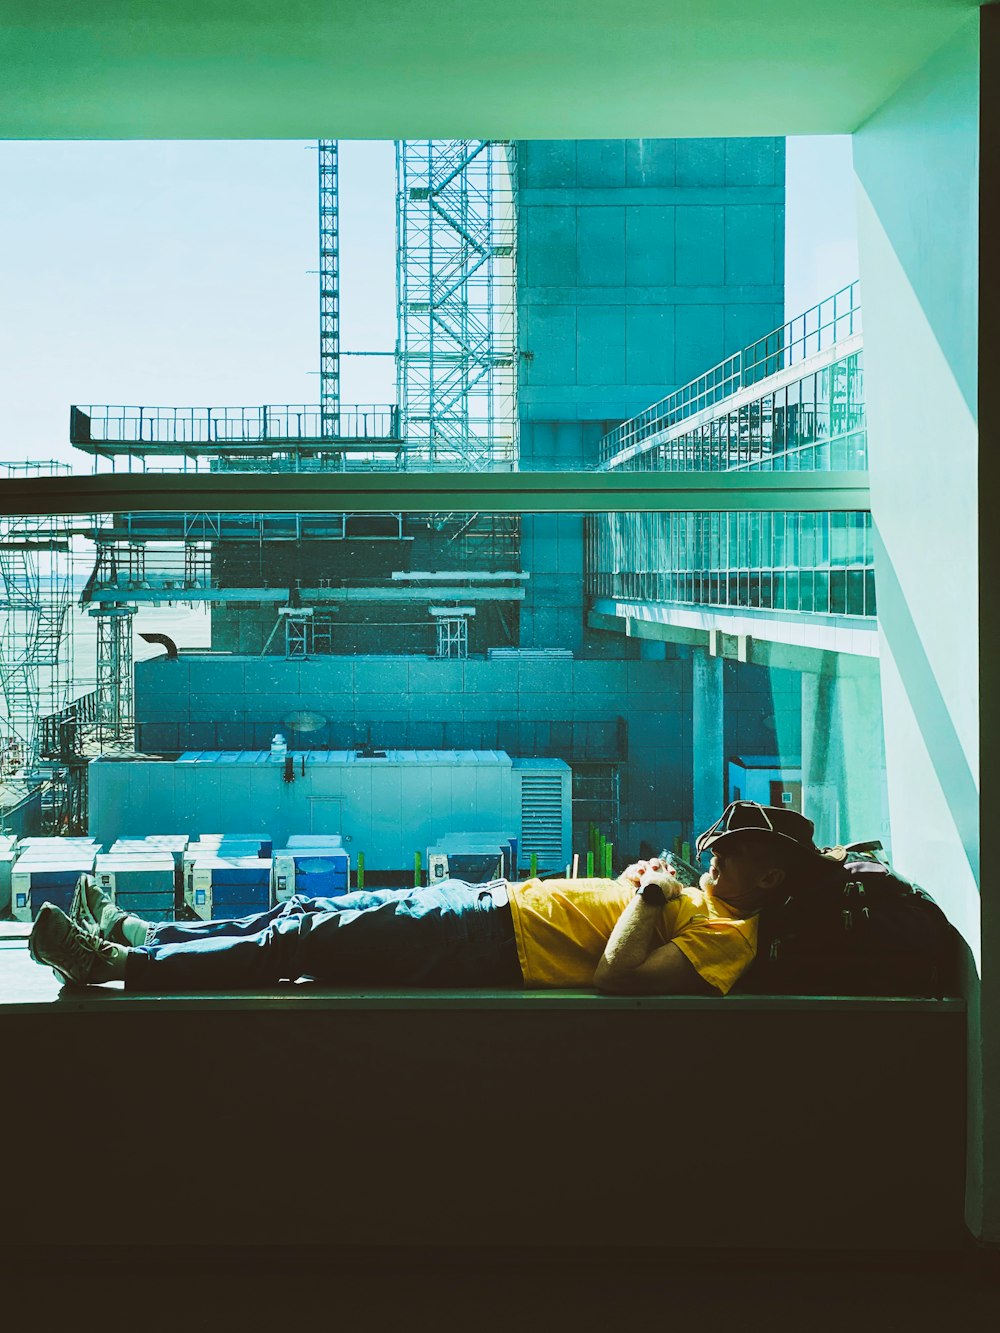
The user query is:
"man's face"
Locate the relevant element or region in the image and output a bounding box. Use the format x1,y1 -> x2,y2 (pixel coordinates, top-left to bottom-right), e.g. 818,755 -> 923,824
701,836 -> 781,910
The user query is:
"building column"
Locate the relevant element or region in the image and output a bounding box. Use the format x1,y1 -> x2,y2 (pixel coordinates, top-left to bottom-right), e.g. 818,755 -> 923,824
692,648 -> 724,846
802,661 -> 888,850
801,669 -> 840,848
836,660 -> 890,849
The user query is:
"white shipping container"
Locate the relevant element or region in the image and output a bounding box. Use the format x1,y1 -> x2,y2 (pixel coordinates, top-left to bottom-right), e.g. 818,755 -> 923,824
10,857 -> 96,923
90,751 -> 571,874
0,846 -> 16,915
185,856 -> 273,921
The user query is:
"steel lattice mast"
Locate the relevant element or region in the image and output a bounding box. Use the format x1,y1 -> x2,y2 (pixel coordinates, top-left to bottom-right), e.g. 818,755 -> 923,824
318,139 -> 341,438
89,539 -> 136,749
396,140 -> 517,471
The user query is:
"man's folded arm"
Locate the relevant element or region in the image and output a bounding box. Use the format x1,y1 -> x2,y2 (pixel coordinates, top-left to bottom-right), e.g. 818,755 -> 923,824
593,939 -> 719,995
593,864 -> 719,995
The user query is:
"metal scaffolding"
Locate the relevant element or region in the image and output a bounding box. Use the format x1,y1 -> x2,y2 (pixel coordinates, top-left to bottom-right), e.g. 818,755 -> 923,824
318,139 -> 341,437
71,141 -> 522,752
0,463 -> 76,778
88,542 -> 136,748
396,140 -> 517,471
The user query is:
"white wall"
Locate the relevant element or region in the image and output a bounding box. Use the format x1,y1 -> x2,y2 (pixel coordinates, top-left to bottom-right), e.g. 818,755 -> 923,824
852,14 -> 986,1236
854,19 -> 980,952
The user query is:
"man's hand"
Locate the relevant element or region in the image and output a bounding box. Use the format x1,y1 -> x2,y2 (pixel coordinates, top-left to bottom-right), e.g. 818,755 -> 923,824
595,860 -> 715,994
618,858 -> 683,901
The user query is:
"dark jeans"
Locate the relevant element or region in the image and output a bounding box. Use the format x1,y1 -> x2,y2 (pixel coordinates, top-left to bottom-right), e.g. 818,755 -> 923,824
125,881 -> 523,993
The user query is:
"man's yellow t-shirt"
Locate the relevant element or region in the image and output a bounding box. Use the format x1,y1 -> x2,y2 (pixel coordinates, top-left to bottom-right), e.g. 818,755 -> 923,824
506,877 -> 757,994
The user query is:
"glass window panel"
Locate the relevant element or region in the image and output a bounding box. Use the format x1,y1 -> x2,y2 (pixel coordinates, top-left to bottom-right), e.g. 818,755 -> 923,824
846,569 -> 865,617
0,492 -> 885,929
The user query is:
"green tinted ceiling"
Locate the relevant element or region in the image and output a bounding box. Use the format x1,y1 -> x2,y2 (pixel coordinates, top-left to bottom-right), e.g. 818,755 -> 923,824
0,0 -> 980,139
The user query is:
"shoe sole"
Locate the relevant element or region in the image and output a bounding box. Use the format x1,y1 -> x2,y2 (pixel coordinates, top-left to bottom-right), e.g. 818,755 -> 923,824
69,877 -> 100,937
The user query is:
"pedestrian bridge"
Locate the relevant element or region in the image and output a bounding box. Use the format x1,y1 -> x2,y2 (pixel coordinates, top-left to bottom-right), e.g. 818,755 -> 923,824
588,282 -> 871,668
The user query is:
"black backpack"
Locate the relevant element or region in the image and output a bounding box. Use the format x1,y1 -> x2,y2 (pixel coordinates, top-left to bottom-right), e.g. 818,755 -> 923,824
736,842 -> 963,998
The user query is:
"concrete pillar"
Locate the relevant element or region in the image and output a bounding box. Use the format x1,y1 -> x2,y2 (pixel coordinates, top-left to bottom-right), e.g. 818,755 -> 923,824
836,660 -> 890,848
802,662 -> 889,850
692,648 -> 724,846
801,669 -> 840,848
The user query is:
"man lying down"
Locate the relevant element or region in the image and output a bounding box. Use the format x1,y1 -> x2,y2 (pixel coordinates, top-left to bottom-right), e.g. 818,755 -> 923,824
26,802 -> 827,996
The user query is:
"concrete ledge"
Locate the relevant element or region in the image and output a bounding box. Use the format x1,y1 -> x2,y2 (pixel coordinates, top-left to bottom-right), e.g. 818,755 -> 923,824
0,968 -> 967,1252
2,986 -> 969,1015
3,935 -> 963,1013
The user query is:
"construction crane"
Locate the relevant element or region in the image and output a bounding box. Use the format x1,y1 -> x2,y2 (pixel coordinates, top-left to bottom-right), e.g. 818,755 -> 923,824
318,139 -> 341,437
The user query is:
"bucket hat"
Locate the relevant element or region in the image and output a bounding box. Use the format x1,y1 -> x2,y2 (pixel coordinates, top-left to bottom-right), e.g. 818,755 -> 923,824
696,800 -> 841,864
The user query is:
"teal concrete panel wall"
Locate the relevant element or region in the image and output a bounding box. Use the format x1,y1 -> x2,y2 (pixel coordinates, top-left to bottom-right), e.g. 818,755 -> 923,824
516,137 -> 785,464
514,138 -> 784,662
625,205 -> 675,285
577,207 -> 626,286
132,653 -> 787,858
676,206 -> 724,284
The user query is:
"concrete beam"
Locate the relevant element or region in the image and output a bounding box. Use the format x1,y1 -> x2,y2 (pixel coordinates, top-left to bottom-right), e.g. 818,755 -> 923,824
0,470 -> 872,517
87,585 -> 525,604
587,608 -> 878,678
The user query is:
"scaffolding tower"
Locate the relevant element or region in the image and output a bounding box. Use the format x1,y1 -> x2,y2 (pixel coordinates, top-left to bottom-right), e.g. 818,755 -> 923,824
87,540 -> 136,749
396,140 -> 517,471
0,463 -> 76,778
318,139 -> 341,437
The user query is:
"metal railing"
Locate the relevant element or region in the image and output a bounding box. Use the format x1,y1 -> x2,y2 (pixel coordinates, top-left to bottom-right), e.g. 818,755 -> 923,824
597,283 -> 861,467
71,404 -> 402,448
38,690 -> 100,758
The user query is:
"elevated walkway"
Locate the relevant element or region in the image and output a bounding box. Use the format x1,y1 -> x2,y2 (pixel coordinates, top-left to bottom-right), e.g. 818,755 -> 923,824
589,284 -> 873,652
70,403 -> 404,466
598,282 -> 863,473
589,597 -> 878,671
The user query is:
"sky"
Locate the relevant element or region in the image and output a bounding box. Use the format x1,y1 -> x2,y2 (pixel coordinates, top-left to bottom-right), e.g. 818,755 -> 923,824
0,137 -> 858,471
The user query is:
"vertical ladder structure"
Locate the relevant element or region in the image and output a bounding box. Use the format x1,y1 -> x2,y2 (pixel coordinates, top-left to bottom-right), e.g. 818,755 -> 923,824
319,139 -> 341,438
88,539 -> 137,748
396,140 -> 517,471
0,463 -> 75,778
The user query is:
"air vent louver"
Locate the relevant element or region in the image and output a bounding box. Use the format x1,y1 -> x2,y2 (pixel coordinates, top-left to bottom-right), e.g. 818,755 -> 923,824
519,773 -> 564,863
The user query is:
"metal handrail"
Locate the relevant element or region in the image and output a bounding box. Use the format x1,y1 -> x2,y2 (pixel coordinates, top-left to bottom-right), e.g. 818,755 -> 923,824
70,404 -> 402,447
597,282 -> 861,467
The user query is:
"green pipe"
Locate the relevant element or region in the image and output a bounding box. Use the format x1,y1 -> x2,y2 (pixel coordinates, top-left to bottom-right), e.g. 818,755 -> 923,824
414,850 -> 422,888
529,851 -> 538,878
586,850 -> 594,877
356,852 -> 364,892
